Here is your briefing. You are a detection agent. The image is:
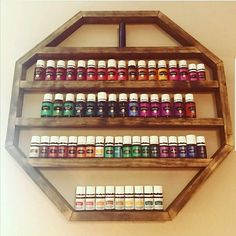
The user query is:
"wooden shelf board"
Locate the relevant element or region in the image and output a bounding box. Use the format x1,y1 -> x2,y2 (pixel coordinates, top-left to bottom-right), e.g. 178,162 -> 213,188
15,117 -> 224,128
28,157 -> 211,168
20,80 -> 219,93
70,210 -> 170,221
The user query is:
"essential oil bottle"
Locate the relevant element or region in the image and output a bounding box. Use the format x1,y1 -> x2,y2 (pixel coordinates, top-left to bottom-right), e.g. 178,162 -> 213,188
114,136 -> 123,158
48,136 -> 59,158
158,60 -> 168,80
41,93 -> 53,117
86,93 -> 96,117
179,60 -> 189,81
173,94 -> 184,118
29,136 -> 40,158
97,92 -> 107,117
141,136 -> 150,158
161,94 -> 172,117
177,136 -> 187,158
95,136 -> 105,158
53,93 -> 64,117
97,60 -> 107,80
108,93 -> 118,117
159,136 -> 169,158
104,136 -> 114,158
63,93 -> 75,117
66,60 -> 76,80
196,136 -> 207,158
168,136 -> 178,158
86,136 -> 95,158
58,136 -> 68,158
77,136 -> 86,158
185,93 -> 196,118
128,60 -> 137,80
188,63 -> 198,81
138,60 -> 148,80
128,93 -> 139,117
131,136 -> 141,158
76,60 -> 86,80
117,60 -> 127,80
150,136 -> 159,158
148,60 -> 157,80
75,93 -> 86,117
34,59 -> 45,80
107,59 -> 117,81
140,94 -> 150,117
39,136 -> 50,158
197,63 -> 206,81
67,136 -> 77,158
123,136 -> 132,158
186,134 -> 197,158
56,60 -> 66,80
118,93 -> 128,117
150,94 -> 161,117
168,60 -> 179,81
45,60 -> 56,81
86,59 -> 97,80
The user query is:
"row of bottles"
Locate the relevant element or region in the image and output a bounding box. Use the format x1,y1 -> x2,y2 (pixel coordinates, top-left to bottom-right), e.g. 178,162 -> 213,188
34,59 -> 206,81
29,135 -> 207,159
41,92 -> 196,118
75,185 -> 163,211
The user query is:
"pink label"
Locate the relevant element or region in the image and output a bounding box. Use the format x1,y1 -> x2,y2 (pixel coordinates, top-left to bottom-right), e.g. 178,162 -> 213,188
169,68 -> 179,80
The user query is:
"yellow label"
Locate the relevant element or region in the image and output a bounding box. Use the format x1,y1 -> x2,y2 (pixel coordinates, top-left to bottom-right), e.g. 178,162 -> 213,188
158,68 -> 168,80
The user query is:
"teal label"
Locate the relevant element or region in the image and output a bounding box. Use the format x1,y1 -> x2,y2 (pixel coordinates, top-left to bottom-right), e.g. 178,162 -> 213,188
141,146 -> 150,158
104,146 -> 114,158
123,146 -> 131,158
63,102 -> 75,117
131,145 -> 141,158
114,146 -> 122,158
53,102 -> 63,117
41,102 -> 53,117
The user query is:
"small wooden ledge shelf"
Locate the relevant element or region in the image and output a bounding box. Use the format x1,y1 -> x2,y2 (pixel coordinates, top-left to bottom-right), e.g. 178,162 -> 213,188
28,157 -> 211,169
16,117 -> 224,128
70,210 -> 170,221
20,80 -> 219,93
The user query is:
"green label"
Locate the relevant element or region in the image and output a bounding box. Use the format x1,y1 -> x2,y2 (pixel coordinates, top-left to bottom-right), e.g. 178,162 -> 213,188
63,102 -> 75,116
141,146 -> 150,158
131,145 -> 141,158
123,146 -> 131,158
41,102 -> 53,117
114,146 -> 122,158
104,146 -> 114,158
53,103 -> 63,116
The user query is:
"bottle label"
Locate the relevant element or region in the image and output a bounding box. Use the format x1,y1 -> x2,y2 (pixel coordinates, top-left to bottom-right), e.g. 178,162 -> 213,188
66,68 -> 76,80
161,103 -> 171,117
189,71 -> 198,81
187,145 -> 197,158
68,147 -> 76,157
169,146 -> 178,158
108,104 -> 116,117
58,147 -> 67,158
75,102 -> 85,117
128,69 -> 137,80
77,146 -> 86,158
158,69 -> 168,80
87,68 -> 97,80
48,146 -> 58,158
125,198 -> 134,209
150,145 -> 159,157
75,199 -> 85,211
95,146 -> 104,158
169,68 -> 179,80
45,67 -> 56,80
41,102 -> 53,117
140,103 -> 150,117
86,147 -> 95,157
119,104 -> 127,117
63,102 -> 75,116
34,67 -> 45,80
40,146 -> 48,158
53,103 -> 63,116
174,103 -> 184,118
141,146 -> 150,157
86,103 -> 95,117
104,147 -> 114,158
160,146 -> 169,158
131,146 -> 141,157
56,67 -> 66,80
114,146 -> 122,158
135,199 -> 144,209
29,147 -> 40,158
150,103 -> 160,117
179,69 -> 189,80
198,71 -> 206,80
178,146 -> 187,158
97,103 -> 106,117
128,102 -> 139,116
197,146 -> 207,158
77,68 -> 86,80
107,69 -> 117,80
185,103 -> 196,118
97,69 -> 106,80
123,146 -> 131,158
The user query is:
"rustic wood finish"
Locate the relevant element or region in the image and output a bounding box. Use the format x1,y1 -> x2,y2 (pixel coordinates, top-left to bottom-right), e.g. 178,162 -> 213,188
5,11 -> 233,221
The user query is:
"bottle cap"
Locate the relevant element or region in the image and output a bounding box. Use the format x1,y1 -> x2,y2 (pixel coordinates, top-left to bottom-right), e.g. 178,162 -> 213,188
144,186 -> 153,194
153,185 -> 163,193
158,60 -> 166,68
125,186 -> 134,194
196,136 -> 206,144
188,63 -> 197,70
41,136 -> 50,143
87,93 -> 96,102
87,59 -> 96,68
128,60 -> 136,67
140,94 -> 149,102
179,60 -> 187,68
115,186 -> 124,194
123,136 -> 131,144
197,63 -> 205,71
129,93 -> 138,102
169,60 -> 177,68
36,59 -> 45,68
108,93 -> 117,102
31,136 -> 40,143
150,136 -> 158,144
107,59 -> 116,68
98,60 -> 106,68
115,136 -> 123,144
50,136 -> 59,143
96,186 -> 105,194
119,93 -> 127,102
76,186 -> 85,195
76,93 -> 85,102
67,60 -> 76,68
168,136 -> 177,144
159,136 -> 168,144
106,186 -> 115,194
77,60 -> 86,68
65,93 -> 75,102
43,93 -> 53,102
86,186 -> 95,195
59,136 -> 68,144
132,136 -> 141,144
148,60 -> 156,68
134,186 -> 143,194
174,94 -> 183,102
96,136 -> 104,144
138,60 -> 146,68
186,135 -> 196,144
77,136 -> 86,145
57,60 -> 66,68
161,94 -> 170,102
105,136 -> 114,144
69,136 -> 77,143
97,92 -> 107,102
185,93 -> 194,102
86,136 -> 95,145
46,60 -> 55,68
150,94 -> 159,102
118,60 -> 126,68
178,136 -> 186,144
141,136 -> 149,144
55,93 -> 63,101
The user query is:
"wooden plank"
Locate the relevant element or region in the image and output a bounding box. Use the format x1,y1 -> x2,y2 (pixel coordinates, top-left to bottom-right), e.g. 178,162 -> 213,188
20,80 -> 219,93
15,117 -> 224,129
167,144 -> 233,219
5,145 -> 73,220
70,210 -> 170,221
28,158 -> 212,169
35,46 -> 201,60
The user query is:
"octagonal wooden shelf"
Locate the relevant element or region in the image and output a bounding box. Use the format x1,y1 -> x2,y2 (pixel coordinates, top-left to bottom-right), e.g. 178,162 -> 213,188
5,11 -> 233,221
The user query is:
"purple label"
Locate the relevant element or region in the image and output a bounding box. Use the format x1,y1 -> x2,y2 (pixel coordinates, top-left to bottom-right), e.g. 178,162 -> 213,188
161,102 -> 172,117
189,71 -> 198,81
169,146 -> 178,158
178,146 -> 187,158
179,68 -> 189,81
150,102 -> 161,117
160,146 -> 169,158
173,102 -> 184,118
140,102 -> 150,117
169,68 -> 179,80
198,71 -> 206,81
187,145 -> 197,158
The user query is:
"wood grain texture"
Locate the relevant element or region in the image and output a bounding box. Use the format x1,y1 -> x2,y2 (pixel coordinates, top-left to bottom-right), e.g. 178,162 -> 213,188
15,117 -> 224,128
20,80 -> 219,93
28,158 -> 212,169
70,210 -> 170,221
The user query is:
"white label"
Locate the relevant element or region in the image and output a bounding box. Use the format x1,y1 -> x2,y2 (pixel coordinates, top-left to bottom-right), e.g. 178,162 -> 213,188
85,198 -> 95,210
29,147 -> 40,158
115,198 -> 125,210
154,197 -> 163,210
125,198 -> 134,210
134,198 -> 144,210
95,198 -> 105,210
105,197 -> 115,210
144,197 -> 154,210
75,199 -> 85,211
95,146 -> 104,158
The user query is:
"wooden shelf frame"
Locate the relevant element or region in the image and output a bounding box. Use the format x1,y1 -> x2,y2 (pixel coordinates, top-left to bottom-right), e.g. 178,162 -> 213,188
5,11 -> 233,221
